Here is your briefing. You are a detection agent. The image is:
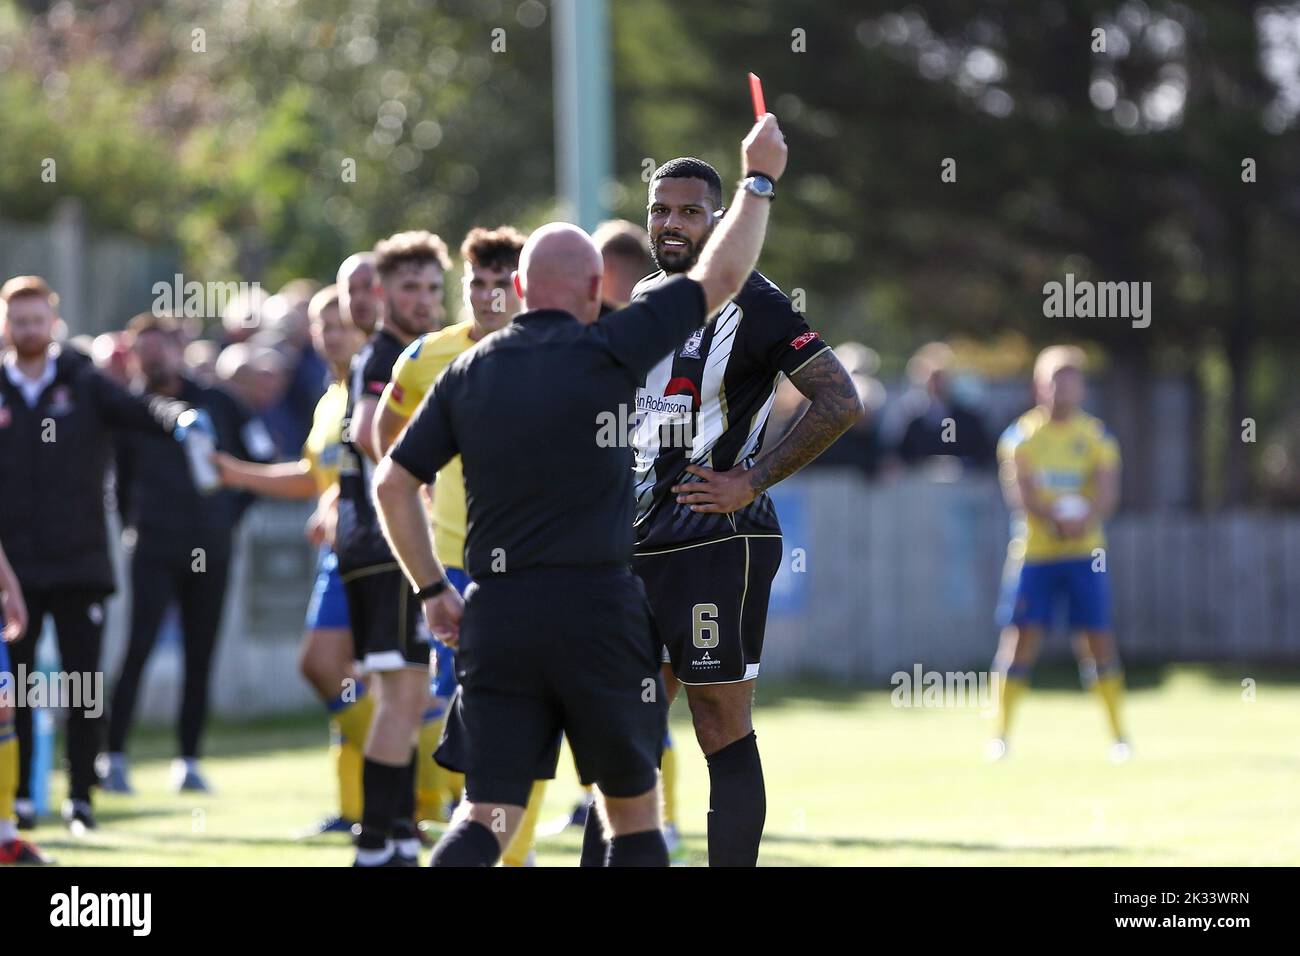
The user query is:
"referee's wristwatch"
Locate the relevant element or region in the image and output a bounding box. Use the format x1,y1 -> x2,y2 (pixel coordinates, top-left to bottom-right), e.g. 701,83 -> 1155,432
415,578 -> 450,601
739,172 -> 776,201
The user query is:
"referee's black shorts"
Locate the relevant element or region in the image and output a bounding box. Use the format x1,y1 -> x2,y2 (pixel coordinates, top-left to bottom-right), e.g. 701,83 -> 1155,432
342,563 -> 432,672
435,565 -> 667,808
633,534 -> 783,685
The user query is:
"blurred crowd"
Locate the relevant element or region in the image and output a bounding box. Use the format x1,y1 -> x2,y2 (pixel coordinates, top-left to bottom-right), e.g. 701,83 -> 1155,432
772,339 -> 997,481
76,280 -> 343,464
63,282 -> 1002,477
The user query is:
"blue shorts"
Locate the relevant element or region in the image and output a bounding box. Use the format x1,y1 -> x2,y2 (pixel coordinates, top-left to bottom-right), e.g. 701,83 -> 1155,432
0,637 -> 10,692
305,549 -> 351,631
999,557 -> 1111,632
430,567 -> 471,699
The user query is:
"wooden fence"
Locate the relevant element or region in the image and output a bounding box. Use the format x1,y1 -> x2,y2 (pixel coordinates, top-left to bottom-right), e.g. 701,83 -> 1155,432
763,472 -> 1300,682
91,476 -> 1300,718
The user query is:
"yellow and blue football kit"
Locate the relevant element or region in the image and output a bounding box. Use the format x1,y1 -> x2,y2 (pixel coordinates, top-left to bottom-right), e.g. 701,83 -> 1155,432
995,406 -> 1126,746
997,407 -> 1120,631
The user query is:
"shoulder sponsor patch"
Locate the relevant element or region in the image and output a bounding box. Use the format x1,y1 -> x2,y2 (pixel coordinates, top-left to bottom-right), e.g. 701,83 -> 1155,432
790,330 -> 820,350
390,382 -> 405,405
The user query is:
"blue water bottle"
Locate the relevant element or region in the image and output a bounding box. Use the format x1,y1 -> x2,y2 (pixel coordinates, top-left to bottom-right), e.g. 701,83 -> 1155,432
175,407 -> 221,494
30,623 -> 58,817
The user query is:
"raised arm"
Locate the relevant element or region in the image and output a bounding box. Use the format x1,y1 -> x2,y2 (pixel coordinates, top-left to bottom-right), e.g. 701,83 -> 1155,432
687,113 -> 788,314
598,114 -> 791,378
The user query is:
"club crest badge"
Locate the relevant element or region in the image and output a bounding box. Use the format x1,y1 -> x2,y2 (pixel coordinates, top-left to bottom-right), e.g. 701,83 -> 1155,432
679,327 -> 705,359
47,385 -> 74,417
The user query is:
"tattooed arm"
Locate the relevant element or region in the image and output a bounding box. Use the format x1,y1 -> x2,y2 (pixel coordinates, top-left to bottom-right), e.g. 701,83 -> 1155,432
672,349 -> 864,513
748,349 -> 864,492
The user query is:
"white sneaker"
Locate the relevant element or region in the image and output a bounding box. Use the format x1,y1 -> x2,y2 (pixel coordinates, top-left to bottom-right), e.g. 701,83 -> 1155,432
1109,740 -> 1133,763
170,757 -> 212,793
96,752 -> 134,794
61,798 -> 96,835
986,738 -> 1009,762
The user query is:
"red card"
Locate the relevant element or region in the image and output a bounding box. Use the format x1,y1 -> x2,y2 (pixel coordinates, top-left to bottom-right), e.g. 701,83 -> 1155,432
748,72 -> 766,119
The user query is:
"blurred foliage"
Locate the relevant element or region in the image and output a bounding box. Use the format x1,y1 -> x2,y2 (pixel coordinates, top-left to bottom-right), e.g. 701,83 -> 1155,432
0,0 -> 558,286
0,0 -> 1297,502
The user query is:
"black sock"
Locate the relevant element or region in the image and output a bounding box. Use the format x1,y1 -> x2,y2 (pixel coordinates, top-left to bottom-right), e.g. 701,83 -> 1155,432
705,731 -> 765,867
607,828 -> 668,867
579,803 -> 609,867
430,820 -> 501,867
359,757 -> 404,849
392,749 -> 417,837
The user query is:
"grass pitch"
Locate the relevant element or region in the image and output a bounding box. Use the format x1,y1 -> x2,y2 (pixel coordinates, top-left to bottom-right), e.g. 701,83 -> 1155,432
27,665 -> 1300,866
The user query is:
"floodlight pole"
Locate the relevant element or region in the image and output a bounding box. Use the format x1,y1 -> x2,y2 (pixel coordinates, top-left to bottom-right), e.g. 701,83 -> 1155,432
552,0 -> 612,232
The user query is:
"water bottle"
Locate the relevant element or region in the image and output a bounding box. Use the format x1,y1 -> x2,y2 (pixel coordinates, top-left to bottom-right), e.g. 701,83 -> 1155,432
175,408 -> 221,495
30,622 -> 58,818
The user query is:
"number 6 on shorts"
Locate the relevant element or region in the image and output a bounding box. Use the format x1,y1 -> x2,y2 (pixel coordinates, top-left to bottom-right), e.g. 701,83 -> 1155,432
692,602 -> 719,649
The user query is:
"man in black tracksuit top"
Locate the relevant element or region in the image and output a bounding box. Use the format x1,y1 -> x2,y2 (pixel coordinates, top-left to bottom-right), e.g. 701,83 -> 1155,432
104,314 -> 275,795
0,277 -> 186,830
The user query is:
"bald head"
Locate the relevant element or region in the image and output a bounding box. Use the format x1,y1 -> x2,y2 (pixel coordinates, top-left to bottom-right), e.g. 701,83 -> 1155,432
515,223 -> 603,324
337,251 -> 380,334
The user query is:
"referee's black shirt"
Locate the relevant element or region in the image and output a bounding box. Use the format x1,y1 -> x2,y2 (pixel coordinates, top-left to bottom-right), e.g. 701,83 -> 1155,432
390,275 -> 707,580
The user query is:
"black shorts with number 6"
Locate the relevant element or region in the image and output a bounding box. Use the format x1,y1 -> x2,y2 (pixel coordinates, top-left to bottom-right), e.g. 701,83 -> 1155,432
633,535 -> 783,685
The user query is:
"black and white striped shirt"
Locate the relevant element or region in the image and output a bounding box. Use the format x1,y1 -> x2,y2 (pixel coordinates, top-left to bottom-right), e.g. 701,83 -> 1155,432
336,327 -> 406,574
630,269 -> 829,552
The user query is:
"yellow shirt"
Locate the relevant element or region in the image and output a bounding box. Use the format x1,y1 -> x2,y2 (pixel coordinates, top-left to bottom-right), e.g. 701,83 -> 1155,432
384,320 -> 479,568
998,407 -> 1120,563
302,380 -> 349,495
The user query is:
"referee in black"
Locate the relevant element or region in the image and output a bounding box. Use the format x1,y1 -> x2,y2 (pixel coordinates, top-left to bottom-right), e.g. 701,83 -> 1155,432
374,113 -> 788,866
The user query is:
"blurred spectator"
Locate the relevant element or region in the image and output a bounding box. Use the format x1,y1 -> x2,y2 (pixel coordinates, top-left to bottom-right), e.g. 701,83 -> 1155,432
91,332 -> 133,386
214,342 -> 285,460
770,342 -> 885,479
220,285 -> 269,346
804,342 -> 886,479
68,334 -> 96,360
183,339 -> 220,386
307,284 -> 359,379
259,280 -> 328,452
593,219 -> 653,309
106,313 -> 276,792
886,342 -> 993,471
337,252 -> 381,335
